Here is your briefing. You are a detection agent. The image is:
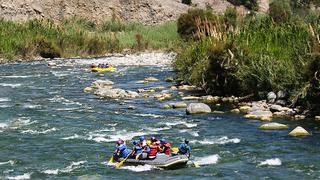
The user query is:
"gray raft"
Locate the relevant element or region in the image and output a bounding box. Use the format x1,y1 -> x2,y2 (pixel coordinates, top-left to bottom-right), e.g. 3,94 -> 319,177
118,154 -> 189,169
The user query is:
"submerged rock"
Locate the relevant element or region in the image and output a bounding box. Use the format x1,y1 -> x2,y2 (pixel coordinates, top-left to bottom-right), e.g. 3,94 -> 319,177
169,102 -> 188,108
201,95 -> 220,103
91,80 -> 114,89
145,77 -> 159,82
160,104 -> 171,109
288,126 -> 310,137
186,103 -> 211,114
83,87 -> 94,93
178,85 -> 197,91
259,123 -> 288,130
165,77 -> 174,82
230,109 -> 240,113
136,80 -> 148,84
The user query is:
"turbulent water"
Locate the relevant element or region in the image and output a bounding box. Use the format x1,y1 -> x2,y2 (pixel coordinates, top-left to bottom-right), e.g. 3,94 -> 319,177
1,58 -> 320,179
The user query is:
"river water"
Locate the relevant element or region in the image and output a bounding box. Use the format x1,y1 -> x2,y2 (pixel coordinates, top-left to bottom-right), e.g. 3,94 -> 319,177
0,58 -> 320,179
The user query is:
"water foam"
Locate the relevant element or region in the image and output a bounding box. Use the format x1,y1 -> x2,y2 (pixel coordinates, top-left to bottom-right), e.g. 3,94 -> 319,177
0,123 -> 8,129
21,128 -> 57,135
0,97 -> 11,102
0,160 -> 14,166
194,154 -> 220,165
162,121 -> 197,128
9,117 -> 37,129
135,113 -> 164,118
120,164 -> 154,172
49,96 -> 82,106
0,83 -> 22,88
258,158 -> 282,166
191,136 -> 241,145
7,173 -> 32,180
42,161 -> 87,175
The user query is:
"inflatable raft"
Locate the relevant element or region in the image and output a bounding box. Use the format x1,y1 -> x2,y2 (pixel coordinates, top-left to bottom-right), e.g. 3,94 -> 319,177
91,67 -> 116,72
117,154 -> 189,169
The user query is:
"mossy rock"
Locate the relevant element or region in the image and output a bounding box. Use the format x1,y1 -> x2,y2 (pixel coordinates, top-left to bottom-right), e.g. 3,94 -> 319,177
259,123 -> 288,130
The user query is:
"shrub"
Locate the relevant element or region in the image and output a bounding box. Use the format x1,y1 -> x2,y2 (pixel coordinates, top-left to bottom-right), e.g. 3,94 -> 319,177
37,39 -> 61,59
177,9 -> 217,39
269,0 -> 292,23
182,0 -> 192,5
224,7 -> 238,28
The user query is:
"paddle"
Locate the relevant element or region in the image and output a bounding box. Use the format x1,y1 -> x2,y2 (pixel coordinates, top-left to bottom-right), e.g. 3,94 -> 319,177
108,155 -> 114,164
116,150 -> 134,168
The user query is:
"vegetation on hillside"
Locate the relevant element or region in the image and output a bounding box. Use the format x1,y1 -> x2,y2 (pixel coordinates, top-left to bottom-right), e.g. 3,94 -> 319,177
174,5 -> 320,113
0,18 -> 179,61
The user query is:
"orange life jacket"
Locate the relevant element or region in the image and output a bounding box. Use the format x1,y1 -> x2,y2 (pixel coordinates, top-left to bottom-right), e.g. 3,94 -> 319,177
163,143 -> 171,155
148,144 -> 159,157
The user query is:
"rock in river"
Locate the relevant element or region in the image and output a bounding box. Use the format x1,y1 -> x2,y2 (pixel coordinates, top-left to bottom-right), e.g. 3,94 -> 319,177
288,126 -> 310,137
186,103 -> 211,114
91,80 -> 114,89
259,123 -> 288,130
145,77 -> 159,82
244,110 -> 273,121
169,102 -> 188,108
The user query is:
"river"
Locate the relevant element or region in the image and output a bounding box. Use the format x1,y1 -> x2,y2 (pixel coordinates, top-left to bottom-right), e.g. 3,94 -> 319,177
0,56 -> 320,179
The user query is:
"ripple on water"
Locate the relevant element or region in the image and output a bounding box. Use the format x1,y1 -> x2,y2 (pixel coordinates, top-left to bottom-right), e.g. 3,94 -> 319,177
21,128 -> 58,135
42,161 -> 87,175
0,160 -> 15,166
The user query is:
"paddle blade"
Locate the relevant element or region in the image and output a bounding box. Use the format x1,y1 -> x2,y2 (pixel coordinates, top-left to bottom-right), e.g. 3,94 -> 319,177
116,159 -> 125,168
171,147 -> 179,153
108,155 -> 114,164
193,162 -> 200,168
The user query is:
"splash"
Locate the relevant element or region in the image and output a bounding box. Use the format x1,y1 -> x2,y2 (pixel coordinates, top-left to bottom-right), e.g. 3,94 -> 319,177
43,161 -> 87,175
191,136 -> 241,145
120,164 -> 154,172
0,97 -> 11,102
135,113 -> 164,118
193,154 -> 220,165
7,173 -> 32,180
0,160 -> 14,166
258,158 -> 282,166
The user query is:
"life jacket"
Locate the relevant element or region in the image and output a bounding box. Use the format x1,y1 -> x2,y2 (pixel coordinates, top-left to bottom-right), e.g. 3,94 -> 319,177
148,144 -> 159,157
133,145 -> 143,156
163,143 -> 171,155
117,144 -> 130,158
178,143 -> 190,154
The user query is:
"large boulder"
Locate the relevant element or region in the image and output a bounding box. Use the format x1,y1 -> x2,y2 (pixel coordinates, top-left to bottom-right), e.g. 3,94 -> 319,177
288,126 -> 310,137
259,123 -> 288,130
186,103 -> 211,114
91,80 -> 114,89
245,110 -> 273,121
267,92 -> 277,103
277,90 -> 288,100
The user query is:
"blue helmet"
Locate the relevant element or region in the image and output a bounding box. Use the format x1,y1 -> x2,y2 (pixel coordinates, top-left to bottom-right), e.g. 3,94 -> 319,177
160,138 -> 166,144
139,136 -> 145,141
132,140 -> 139,145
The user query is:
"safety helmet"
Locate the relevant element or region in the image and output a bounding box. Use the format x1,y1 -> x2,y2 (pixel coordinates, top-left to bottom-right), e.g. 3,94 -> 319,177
150,136 -> 156,142
160,138 -> 166,144
184,139 -> 189,144
116,139 -> 124,145
132,140 -> 138,145
139,136 -> 145,141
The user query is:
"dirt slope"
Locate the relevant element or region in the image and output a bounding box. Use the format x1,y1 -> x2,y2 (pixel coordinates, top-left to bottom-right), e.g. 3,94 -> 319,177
0,0 -> 233,24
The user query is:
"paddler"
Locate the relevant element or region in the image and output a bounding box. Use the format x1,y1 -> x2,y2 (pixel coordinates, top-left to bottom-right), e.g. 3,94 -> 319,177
178,139 -> 191,157
148,136 -> 160,159
131,140 -> 143,160
114,139 -> 131,160
159,138 -> 171,155
90,63 -> 96,68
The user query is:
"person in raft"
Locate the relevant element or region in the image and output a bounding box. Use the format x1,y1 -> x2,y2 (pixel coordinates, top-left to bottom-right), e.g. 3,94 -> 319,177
159,138 -> 171,155
178,139 -> 191,157
90,63 -> 96,68
131,140 -> 144,160
114,139 -> 131,160
148,136 -> 160,159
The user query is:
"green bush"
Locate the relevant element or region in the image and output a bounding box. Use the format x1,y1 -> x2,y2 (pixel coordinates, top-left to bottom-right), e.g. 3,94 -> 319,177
224,7 -> 238,28
182,0 -> 192,5
269,0 -> 292,23
177,9 -> 217,39
37,39 -> 61,59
